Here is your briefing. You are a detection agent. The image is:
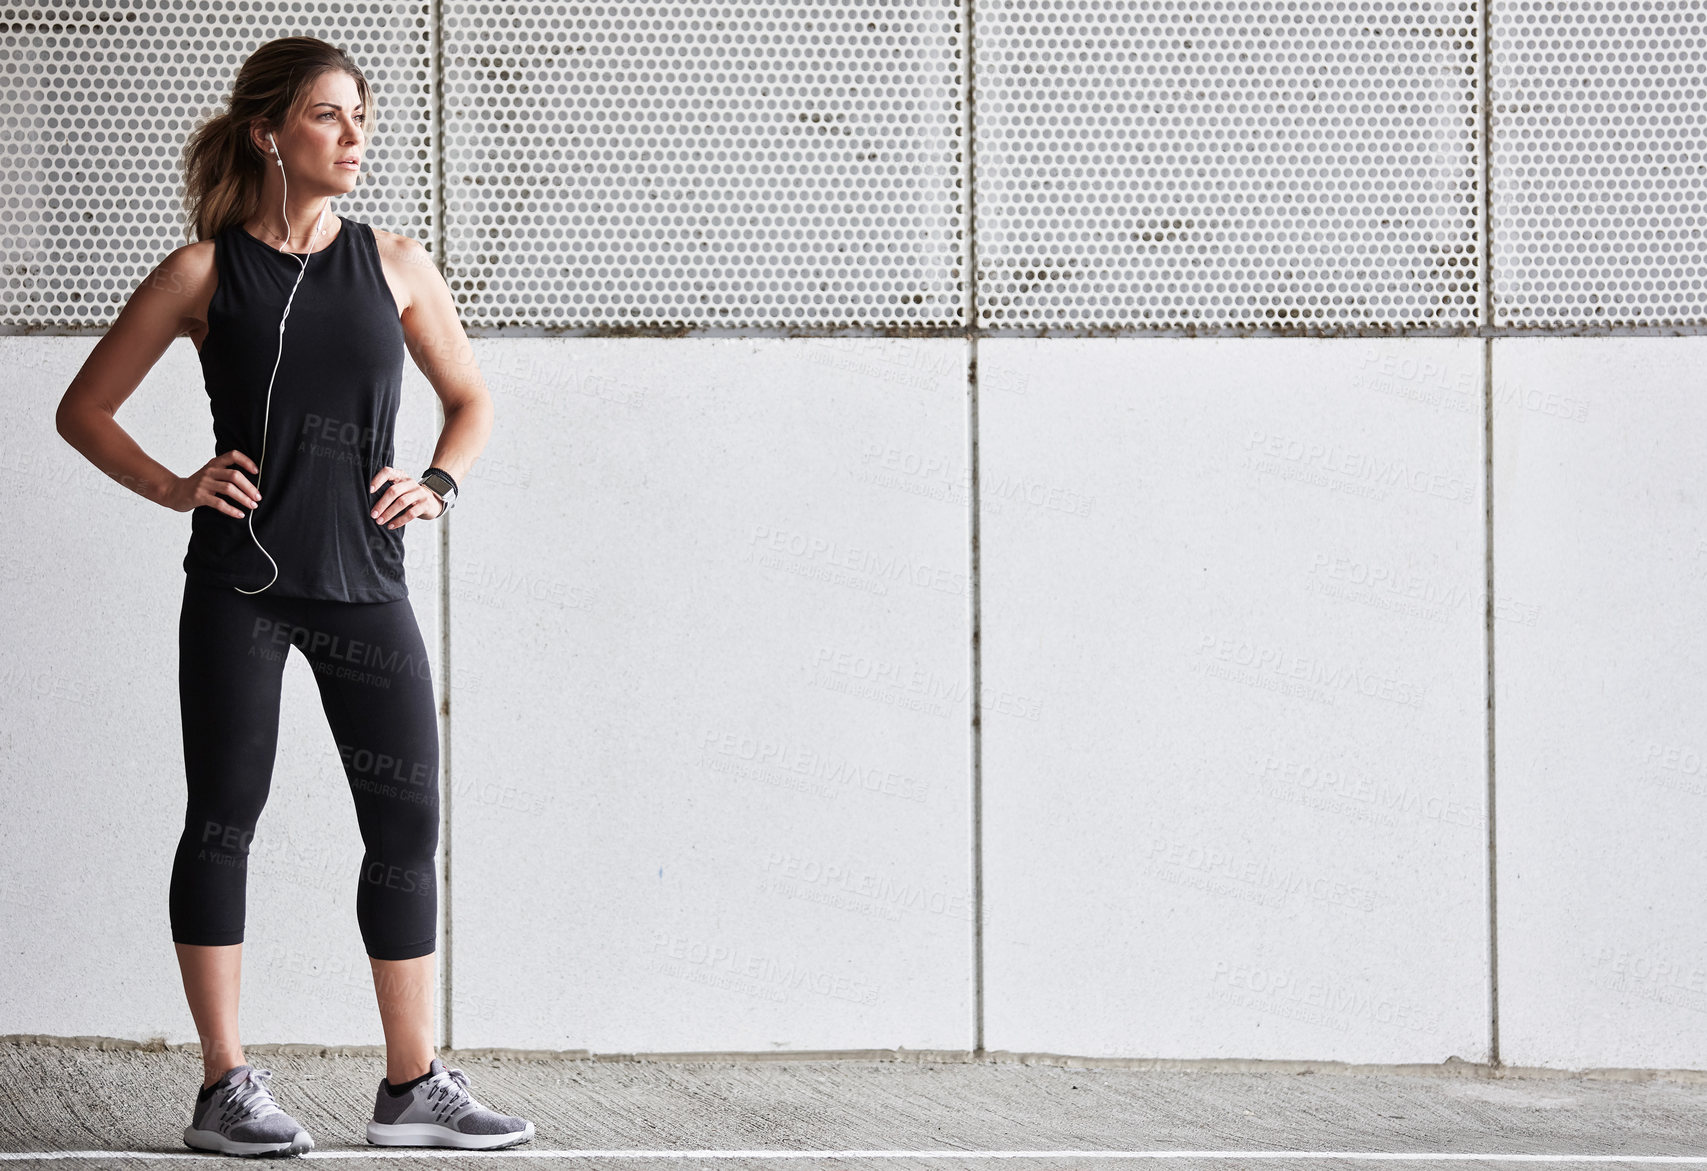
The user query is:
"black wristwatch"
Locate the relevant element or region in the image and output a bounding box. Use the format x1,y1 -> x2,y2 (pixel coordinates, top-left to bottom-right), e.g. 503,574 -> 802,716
420,466 -> 458,512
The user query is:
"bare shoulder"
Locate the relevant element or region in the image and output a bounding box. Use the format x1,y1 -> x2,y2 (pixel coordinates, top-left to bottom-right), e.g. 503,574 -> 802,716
371,226 -> 434,271
370,227 -> 438,314
136,237 -> 218,334
168,235 -> 218,267
156,236 -> 217,290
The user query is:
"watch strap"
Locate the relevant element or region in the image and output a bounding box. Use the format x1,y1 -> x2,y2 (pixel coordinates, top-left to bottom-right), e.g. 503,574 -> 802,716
421,466 -> 458,509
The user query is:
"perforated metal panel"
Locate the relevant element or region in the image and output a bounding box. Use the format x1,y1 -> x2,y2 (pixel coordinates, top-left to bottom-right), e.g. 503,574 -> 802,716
0,4 -> 433,328
1491,0 -> 1707,327
439,3 -> 966,329
13,2 -> 1707,332
972,0 -> 1484,330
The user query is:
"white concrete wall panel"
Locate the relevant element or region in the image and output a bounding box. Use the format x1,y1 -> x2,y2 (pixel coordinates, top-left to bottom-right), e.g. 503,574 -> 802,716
0,337 -> 443,1046
8,332 -> 1705,1070
1493,337 -> 1707,1070
445,339 -> 974,1053
979,338 -> 1491,1063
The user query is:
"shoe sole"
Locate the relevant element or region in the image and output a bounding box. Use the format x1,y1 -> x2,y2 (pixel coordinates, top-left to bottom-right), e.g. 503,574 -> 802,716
184,1126 -> 314,1157
366,1119 -> 535,1149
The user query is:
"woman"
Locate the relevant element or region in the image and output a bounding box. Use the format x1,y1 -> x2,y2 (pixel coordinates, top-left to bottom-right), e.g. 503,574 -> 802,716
53,37 -> 533,1155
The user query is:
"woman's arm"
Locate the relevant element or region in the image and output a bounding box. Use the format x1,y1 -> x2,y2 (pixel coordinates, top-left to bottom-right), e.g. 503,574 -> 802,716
368,232 -> 494,527
54,243 -> 262,519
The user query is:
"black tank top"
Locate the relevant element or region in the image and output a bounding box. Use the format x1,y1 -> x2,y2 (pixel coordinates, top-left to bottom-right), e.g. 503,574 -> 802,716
184,217 -> 410,603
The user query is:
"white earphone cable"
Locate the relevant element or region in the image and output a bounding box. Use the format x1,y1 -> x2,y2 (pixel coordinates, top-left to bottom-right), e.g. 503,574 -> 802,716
234,132 -> 329,596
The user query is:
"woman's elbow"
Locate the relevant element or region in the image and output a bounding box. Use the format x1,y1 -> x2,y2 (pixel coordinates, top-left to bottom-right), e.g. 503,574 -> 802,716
54,392 -> 101,447
53,394 -> 78,441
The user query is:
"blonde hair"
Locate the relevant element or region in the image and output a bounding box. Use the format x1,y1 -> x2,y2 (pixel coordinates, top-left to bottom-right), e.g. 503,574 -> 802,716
181,37 -> 373,243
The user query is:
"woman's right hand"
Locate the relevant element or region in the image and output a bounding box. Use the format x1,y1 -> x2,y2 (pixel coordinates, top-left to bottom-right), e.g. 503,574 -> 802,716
168,449 -> 263,518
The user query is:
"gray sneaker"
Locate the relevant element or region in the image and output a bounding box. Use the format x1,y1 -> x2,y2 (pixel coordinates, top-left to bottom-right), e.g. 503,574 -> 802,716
366,1058 -> 535,1149
183,1065 -> 314,1157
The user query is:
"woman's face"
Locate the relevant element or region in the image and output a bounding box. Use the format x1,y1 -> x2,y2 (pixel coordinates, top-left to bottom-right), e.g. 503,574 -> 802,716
259,69 -> 368,195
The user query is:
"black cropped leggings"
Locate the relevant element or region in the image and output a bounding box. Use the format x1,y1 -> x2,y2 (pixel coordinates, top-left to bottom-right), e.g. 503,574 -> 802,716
171,575 -> 440,961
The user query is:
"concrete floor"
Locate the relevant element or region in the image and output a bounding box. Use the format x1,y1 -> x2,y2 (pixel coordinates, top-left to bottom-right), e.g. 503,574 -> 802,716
4,1042 -> 1707,1170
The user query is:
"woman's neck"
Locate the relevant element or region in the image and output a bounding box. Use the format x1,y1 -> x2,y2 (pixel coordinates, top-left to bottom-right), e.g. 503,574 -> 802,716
244,205 -> 339,251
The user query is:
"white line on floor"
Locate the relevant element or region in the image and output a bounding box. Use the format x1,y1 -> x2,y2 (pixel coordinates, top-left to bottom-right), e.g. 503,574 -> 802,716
5,1152 -> 1707,1162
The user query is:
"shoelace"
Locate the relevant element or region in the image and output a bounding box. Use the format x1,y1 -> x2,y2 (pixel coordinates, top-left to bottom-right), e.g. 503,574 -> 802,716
221,1068 -> 286,1125
420,1065 -> 483,1125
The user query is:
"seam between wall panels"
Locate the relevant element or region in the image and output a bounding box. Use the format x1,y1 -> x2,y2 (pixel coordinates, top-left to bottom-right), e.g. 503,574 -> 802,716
1480,0 -> 1499,1068
439,430 -> 453,1052
1484,337 -> 1499,1067
430,0 -> 454,1053
963,0 -> 984,1058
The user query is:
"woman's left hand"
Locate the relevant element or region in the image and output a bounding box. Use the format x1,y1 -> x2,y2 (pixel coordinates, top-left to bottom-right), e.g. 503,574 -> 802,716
369,466 -> 445,529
